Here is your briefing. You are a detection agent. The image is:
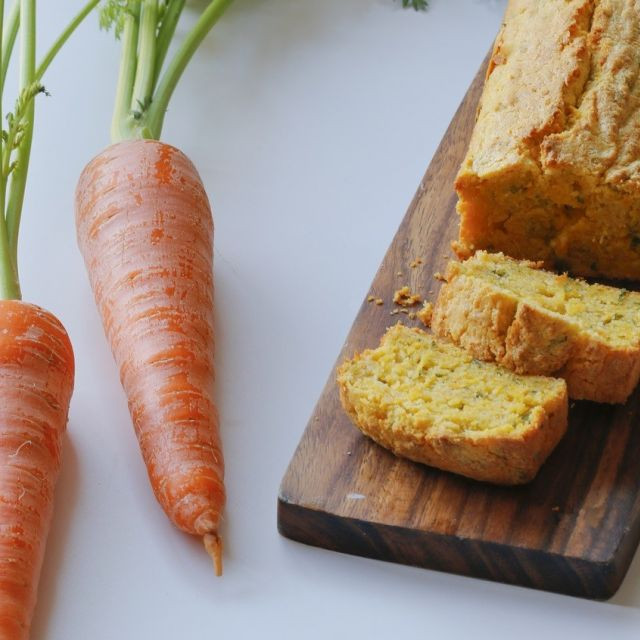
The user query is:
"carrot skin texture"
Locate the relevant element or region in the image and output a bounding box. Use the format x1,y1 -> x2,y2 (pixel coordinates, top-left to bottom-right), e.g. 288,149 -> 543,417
0,300 -> 74,640
75,140 -> 225,538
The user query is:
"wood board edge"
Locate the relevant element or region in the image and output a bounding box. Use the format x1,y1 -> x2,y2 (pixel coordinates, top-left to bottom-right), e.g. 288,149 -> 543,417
277,496 -> 628,601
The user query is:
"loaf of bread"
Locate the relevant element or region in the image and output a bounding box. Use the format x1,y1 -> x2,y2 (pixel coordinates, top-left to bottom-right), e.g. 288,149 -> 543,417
337,324 -> 568,485
432,252 -> 640,403
454,0 -> 640,280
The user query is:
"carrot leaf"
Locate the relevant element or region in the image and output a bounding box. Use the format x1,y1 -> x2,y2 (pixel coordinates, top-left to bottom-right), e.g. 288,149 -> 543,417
100,0 -> 140,38
2,82 -> 48,178
398,0 -> 428,10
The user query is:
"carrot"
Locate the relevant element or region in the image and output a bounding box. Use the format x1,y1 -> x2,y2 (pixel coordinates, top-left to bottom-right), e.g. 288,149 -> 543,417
0,301 -> 74,640
75,139 -> 225,572
77,0 -> 234,572
0,2 -> 97,634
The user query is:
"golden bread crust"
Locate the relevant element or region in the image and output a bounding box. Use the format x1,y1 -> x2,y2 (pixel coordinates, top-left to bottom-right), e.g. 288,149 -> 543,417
339,383 -> 568,485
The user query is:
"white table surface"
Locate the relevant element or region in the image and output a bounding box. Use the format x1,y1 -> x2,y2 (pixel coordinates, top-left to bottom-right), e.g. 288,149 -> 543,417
18,1 -> 640,638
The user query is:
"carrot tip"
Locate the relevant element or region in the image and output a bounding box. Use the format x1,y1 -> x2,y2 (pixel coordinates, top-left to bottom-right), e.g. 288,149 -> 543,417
203,533 -> 223,576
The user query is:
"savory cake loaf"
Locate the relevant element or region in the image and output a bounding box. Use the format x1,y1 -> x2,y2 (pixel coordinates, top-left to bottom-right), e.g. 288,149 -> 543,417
455,0 -> 640,280
432,252 -> 640,403
337,324 -> 568,485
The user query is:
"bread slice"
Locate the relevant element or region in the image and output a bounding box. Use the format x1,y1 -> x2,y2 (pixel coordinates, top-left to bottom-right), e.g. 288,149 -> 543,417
337,324 -> 568,485
432,251 -> 640,403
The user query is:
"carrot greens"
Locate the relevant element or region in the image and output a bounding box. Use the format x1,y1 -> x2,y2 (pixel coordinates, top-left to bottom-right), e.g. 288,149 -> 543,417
102,0 -> 233,142
0,0 -> 99,300
399,0 -> 428,9
103,0 -> 427,142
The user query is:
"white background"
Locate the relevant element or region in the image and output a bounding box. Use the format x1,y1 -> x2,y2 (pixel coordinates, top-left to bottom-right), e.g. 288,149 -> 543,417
14,1 -> 640,638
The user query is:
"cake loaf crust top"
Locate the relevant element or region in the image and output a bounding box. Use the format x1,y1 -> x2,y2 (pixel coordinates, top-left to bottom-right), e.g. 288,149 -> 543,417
460,0 -> 640,191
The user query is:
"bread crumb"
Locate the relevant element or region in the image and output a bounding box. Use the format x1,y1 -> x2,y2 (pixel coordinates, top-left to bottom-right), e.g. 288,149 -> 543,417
390,309 -> 400,316
492,53 -> 506,66
393,286 -> 422,307
416,302 -> 433,327
408,312 -> 416,320
396,271 -> 403,277
367,295 -> 375,302
410,258 -> 423,268
375,298 -> 383,306
434,272 -> 446,282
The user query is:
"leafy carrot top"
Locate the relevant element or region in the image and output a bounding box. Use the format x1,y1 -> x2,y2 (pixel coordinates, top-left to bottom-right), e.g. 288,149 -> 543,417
0,0 -> 98,300
102,0 -> 233,142
103,0 -> 428,143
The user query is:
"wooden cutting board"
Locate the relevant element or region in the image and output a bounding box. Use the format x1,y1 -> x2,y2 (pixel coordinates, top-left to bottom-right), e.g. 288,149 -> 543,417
277,53 -> 640,600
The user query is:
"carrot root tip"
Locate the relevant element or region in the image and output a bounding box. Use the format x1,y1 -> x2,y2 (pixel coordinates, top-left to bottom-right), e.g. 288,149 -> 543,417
203,533 -> 223,576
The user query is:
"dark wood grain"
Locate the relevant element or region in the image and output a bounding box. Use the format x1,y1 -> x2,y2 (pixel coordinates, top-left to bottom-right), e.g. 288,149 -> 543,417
277,54 -> 640,600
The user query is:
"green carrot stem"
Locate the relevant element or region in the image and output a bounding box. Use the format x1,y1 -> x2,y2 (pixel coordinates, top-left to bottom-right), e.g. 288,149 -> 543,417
0,0 -> 4,221
0,0 -> 20,301
0,0 -> 19,95
35,0 -> 100,81
111,6 -> 140,142
5,0 -> 35,275
130,0 -> 157,118
153,0 -> 185,84
0,0 -> 7,297
0,214 -> 19,298
145,0 -> 234,139
0,0 -> 20,300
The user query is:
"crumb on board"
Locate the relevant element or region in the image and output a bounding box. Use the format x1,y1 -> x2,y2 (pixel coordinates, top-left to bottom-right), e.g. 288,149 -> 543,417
396,271 -> 403,277
434,272 -> 446,282
410,258 -> 423,268
375,298 -> 383,306
367,295 -> 375,302
393,286 -> 422,307
390,309 -> 400,316
416,301 -> 433,327
408,312 -> 416,320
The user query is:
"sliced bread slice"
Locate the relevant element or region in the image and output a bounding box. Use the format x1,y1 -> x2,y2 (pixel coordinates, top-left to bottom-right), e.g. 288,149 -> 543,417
337,324 -> 568,485
432,251 -> 640,403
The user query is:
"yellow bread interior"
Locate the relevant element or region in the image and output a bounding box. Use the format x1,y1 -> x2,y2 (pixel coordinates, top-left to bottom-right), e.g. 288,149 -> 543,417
339,324 -> 566,439
452,252 -> 640,348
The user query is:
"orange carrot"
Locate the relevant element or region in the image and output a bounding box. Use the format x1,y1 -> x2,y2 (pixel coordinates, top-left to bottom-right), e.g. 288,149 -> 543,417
0,301 -> 74,639
0,2 -> 96,633
75,139 -> 225,572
